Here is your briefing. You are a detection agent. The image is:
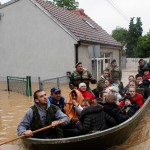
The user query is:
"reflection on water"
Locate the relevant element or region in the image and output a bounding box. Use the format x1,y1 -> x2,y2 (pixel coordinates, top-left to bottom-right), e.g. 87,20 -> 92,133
0,91 -> 33,150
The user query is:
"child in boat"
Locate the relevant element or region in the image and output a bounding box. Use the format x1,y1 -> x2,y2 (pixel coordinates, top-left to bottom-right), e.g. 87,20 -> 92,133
119,87 -> 143,110
121,95 -> 136,119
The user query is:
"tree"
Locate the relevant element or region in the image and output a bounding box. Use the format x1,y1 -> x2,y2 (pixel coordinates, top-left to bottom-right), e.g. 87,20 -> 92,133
112,27 -> 128,48
126,17 -> 143,57
50,0 -> 79,10
134,32 -> 150,57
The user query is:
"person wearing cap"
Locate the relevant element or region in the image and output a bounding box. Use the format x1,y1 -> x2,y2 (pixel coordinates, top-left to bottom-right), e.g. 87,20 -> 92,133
138,59 -> 150,75
105,59 -> 123,96
69,62 -> 97,92
17,90 -> 70,139
48,87 -> 66,113
78,82 -> 95,100
106,59 -> 122,83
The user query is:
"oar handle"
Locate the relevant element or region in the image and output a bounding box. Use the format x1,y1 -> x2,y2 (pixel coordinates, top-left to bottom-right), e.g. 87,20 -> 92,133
0,120 -> 65,146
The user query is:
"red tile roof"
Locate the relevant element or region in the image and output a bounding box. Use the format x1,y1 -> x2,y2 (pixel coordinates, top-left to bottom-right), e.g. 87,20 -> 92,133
34,0 -> 122,47
1,0 -> 121,47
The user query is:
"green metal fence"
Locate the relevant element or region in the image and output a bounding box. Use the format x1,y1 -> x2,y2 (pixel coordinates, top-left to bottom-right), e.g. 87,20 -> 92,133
7,76 -> 32,96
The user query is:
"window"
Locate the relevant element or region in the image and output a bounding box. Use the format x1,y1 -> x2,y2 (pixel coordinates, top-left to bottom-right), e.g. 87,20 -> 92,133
83,19 -> 96,29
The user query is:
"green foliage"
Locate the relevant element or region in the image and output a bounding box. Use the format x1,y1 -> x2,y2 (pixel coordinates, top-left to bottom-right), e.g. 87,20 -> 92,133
126,17 -> 143,57
112,27 -> 128,47
134,32 -> 150,57
52,0 -> 79,10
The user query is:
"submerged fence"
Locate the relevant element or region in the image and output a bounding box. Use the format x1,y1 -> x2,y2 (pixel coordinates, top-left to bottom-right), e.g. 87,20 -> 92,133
7,76 -> 32,96
39,76 -> 70,98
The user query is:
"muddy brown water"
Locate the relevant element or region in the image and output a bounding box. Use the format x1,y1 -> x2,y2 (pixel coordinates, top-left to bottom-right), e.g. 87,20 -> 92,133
0,68 -> 150,150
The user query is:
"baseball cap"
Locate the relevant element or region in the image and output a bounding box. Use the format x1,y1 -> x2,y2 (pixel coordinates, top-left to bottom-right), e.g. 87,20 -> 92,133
50,87 -> 61,93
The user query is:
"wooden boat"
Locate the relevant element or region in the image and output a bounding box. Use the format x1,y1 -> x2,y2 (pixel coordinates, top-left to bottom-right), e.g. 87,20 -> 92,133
23,97 -> 150,150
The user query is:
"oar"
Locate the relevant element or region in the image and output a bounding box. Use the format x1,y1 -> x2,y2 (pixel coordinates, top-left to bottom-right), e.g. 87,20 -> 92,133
0,120 -> 65,146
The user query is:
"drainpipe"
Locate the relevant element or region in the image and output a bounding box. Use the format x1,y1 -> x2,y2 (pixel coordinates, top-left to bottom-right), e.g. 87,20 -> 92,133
119,47 -> 122,67
75,41 -> 80,64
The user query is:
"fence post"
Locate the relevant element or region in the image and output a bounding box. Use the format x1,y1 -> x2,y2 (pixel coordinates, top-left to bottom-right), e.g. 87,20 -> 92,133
26,76 -> 32,96
38,77 -> 43,90
57,78 -> 59,88
28,76 -> 32,96
39,77 -> 44,90
7,76 -> 10,91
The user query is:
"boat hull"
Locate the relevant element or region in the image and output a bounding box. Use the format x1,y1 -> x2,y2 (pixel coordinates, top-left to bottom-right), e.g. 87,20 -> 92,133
22,97 -> 150,150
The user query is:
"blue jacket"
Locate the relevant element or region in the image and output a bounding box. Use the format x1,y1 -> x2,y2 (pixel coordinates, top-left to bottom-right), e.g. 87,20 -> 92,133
48,96 -> 65,113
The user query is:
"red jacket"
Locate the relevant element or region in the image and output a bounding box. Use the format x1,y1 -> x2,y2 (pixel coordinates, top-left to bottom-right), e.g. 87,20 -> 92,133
78,90 -> 95,100
119,93 -> 143,108
143,73 -> 150,80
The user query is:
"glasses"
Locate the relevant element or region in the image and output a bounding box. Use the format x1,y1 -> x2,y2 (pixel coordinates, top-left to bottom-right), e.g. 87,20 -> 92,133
129,91 -> 135,92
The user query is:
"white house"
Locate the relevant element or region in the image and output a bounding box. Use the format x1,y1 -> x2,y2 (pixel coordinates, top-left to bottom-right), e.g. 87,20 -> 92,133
0,0 -> 122,80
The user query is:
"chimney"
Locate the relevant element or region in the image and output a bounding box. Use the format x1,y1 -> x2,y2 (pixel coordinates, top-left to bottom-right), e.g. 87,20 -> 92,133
72,9 -> 87,17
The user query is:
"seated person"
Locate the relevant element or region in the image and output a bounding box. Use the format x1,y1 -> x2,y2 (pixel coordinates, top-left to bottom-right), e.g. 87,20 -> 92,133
78,82 -> 95,100
64,98 -> 116,137
125,79 -> 145,99
97,91 -> 109,104
121,95 -> 136,118
48,87 -> 66,113
102,93 -> 131,124
124,75 -> 135,93
103,79 -> 122,104
143,67 -> 150,81
119,87 -> 143,110
64,89 -> 83,126
17,90 -> 70,139
76,99 -> 116,134
135,74 -> 150,99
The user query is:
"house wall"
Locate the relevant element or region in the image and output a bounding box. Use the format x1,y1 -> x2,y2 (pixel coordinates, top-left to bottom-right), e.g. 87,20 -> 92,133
0,0 -> 77,79
77,44 -> 120,78
101,47 -> 120,65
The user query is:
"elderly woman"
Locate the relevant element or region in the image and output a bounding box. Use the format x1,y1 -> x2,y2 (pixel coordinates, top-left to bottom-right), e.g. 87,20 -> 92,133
78,82 -> 95,100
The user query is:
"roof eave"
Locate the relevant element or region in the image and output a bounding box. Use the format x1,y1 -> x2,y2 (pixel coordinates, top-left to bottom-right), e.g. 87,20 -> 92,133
79,40 -> 122,48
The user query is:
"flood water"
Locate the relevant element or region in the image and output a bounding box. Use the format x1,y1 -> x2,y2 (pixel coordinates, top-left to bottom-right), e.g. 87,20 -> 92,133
0,67 -> 150,150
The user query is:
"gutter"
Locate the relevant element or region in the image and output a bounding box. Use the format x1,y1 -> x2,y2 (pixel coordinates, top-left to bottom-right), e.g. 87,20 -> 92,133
75,41 -> 80,64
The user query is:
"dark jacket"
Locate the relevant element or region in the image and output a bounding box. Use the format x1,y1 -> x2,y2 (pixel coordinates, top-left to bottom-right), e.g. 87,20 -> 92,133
121,105 -> 136,119
48,96 -> 66,113
137,83 -> 150,100
77,105 -> 116,134
138,61 -> 150,75
102,103 -> 129,124
31,105 -> 63,139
